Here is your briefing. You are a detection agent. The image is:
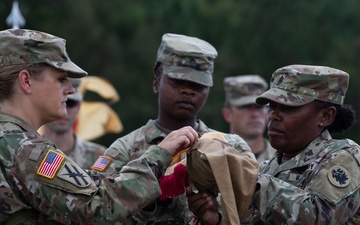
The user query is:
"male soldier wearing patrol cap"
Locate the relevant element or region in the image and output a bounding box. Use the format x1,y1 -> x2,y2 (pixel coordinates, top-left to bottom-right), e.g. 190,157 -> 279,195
222,75 -> 276,162
189,64 -> 360,224
0,28 -> 199,224
41,78 -> 107,169
97,33 -> 257,225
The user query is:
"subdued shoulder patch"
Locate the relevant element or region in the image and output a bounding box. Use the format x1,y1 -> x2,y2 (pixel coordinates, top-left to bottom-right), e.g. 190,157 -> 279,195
91,156 -> 112,171
328,166 -> 351,187
37,150 -> 64,179
57,161 -> 92,187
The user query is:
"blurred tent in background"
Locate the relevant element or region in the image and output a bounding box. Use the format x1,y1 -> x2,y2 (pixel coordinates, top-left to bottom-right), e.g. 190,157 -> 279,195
75,76 -> 123,141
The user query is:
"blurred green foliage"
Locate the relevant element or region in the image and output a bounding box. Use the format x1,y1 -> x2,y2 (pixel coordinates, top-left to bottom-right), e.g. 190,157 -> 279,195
1,0 -> 360,146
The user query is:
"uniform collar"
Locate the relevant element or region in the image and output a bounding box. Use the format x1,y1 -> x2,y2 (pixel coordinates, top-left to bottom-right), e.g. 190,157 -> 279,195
0,112 -> 39,135
271,130 -> 333,172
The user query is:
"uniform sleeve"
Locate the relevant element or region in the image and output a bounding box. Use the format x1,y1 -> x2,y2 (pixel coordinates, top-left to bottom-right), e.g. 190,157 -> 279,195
101,138 -> 183,223
100,138 -> 133,174
244,148 -> 360,224
99,136 -> 172,178
13,141 -> 172,225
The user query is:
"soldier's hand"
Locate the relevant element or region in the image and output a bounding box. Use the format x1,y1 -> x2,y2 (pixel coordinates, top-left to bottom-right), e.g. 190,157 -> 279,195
186,186 -> 220,225
158,126 -> 198,156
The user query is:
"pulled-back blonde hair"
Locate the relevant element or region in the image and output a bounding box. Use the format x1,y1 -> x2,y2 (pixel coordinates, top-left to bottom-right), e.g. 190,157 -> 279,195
0,63 -> 48,101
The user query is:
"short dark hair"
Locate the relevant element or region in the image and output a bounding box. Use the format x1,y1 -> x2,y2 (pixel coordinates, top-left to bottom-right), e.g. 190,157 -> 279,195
153,61 -> 162,78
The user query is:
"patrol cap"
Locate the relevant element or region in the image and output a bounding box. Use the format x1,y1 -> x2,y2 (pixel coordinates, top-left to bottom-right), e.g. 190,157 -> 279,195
67,78 -> 83,101
256,64 -> 349,106
224,75 -> 268,107
156,33 -> 217,87
0,29 -> 87,78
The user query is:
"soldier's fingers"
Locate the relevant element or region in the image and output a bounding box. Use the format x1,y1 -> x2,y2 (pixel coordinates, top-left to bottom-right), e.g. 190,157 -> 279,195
157,126 -> 198,155
185,126 -> 199,144
178,126 -> 199,146
188,194 -> 212,216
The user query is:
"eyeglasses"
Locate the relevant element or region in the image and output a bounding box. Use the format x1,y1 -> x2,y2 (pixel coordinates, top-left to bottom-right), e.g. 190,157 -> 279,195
66,99 -> 80,108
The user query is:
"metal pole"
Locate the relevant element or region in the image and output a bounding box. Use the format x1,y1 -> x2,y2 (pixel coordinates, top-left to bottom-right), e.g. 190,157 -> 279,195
6,1 -> 25,29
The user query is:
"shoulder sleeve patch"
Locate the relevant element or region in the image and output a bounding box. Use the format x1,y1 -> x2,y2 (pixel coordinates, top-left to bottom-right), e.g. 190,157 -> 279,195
37,150 -> 64,179
91,156 -> 112,171
328,166 -> 351,187
310,150 -> 360,204
57,161 -> 92,187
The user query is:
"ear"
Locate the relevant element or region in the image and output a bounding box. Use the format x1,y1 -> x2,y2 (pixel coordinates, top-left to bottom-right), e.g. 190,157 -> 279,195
18,70 -> 32,94
222,107 -> 232,123
319,106 -> 337,128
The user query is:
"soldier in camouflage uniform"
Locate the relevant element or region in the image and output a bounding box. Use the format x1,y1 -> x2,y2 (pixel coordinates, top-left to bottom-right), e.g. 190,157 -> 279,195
222,75 -> 276,163
41,78 -> 107,169
190,64 -> 360,224
92,33 -> 257,224
243,65 -> 360,224
0,28 -> 199,225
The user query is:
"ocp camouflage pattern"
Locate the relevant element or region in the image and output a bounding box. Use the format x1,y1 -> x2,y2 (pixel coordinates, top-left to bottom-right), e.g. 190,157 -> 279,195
242,130 -> 360,224
104,119 -> 255,224
223,74 -> 268,107
66,137 -> 107,169
156,33 -> 217,87
256,64 -> 349,106
0,112 -> 171,224
0,29 -> 86,78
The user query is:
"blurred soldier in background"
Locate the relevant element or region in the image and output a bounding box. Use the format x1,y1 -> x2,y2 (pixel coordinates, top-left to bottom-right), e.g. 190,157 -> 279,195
222,75 -> 276,162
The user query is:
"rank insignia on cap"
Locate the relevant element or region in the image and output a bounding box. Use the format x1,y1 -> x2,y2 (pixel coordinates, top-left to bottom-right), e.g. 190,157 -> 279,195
91,156 -> 112,171
328,166 -> 351,188
37,150 -> 65,179
275,75 -> 285,87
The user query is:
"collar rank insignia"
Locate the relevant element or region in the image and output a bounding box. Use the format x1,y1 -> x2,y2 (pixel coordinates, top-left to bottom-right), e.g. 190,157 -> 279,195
37,150 -> 65,179
57,161 -> 92,187
91,156 -> 112,172
328,166 -> 351,188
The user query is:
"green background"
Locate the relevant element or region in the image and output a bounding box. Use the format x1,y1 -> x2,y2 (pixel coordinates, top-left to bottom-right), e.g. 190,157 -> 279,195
1,0 -> 360,146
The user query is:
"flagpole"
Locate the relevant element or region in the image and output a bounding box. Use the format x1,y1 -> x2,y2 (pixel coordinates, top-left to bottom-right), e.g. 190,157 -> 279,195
6,1 -> 26,29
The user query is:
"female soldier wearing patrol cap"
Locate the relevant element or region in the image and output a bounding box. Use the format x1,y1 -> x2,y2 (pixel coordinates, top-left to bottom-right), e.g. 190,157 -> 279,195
189,64 -> 360,224
0,28 -> 198,224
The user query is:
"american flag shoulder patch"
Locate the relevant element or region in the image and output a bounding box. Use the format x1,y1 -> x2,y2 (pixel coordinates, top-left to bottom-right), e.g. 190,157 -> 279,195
37,150 -> 65,179
91,156 -> 111,171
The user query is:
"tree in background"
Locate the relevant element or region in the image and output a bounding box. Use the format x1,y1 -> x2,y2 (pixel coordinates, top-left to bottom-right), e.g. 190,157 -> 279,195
1,0 -> 359,146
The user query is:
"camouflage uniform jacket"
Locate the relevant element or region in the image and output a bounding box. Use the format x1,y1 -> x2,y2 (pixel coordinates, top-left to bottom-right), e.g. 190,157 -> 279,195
0,113 -> 172,225
256,138 -> 276,163
242,130 -> 360,224
103,119 -> 254,225
66,136 -> 106,169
